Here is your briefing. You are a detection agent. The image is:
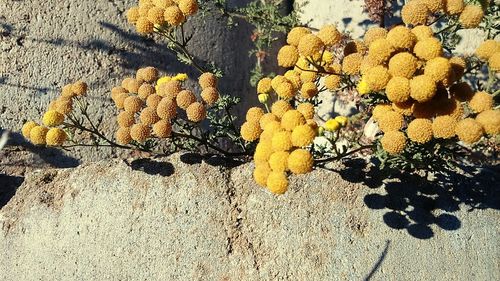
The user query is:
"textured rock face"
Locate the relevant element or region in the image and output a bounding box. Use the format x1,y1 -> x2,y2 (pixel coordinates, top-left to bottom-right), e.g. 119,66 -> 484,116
1,154 -> 498,280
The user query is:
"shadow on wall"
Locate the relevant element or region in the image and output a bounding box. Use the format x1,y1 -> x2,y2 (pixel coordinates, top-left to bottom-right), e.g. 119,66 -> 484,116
335,158 -> 499,240
0,174 -> 23,209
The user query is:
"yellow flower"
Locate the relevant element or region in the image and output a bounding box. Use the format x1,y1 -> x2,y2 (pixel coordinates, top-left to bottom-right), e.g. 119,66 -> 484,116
272,130 -> 293,152
317,24 -> 341,46
257,77 -> 273,94
136,17 -> 154,34
386,77 -> 411,103
424,57 -> 452,83
368,38 -> 394,65
246,107 -> 265,123
402,1 -> 429,26
476,110 -> 500,135
29,126 -> 49,145
152,119 -> 172,138
164,5 -> 185,26
291,125 -> 316,147
444,0 -> 464,15
271,100 -> 292,118
186,102 -> 206,122
407,119 -> 433,144
124,96 -> 144,113
277,45 -> 299,68
258,94 -> 269,104
432,116 -> 457,139
269,151 -> 290,172
421,0 -> 444,13
140,107 -> 160,125
410,75 -> 437,102
281,110 -> 306,131
386,25 -> 416,50
300,82 -> 318,99
322,51 -> 334,64
176,90 -> 196,110
46,128 -> 67,146
469,91 -> 493,113
325,74 -> 341,90
357,78 -> 371,95
489,52 -> 500,72
276,81 -> 296,99
324,119 -> 340,132
456,118 -> 484,144
259,113 -> 279,130
335,116 -> 348,127
127,7 -> 140,24
364,27 -> 387,46
365,66 -> 391,92
413,37 -> 443,61
156,98 -> 177,120
342,53 -> 363,75
378,111 -> 403,132
298,34 -> 325,57
475,40 -> 500,61
42,110 -> 65,127
266,171 -> 289,195
372,104 -> 393,121
253,162 -> 271,187
388,52 -> 418,79
284,70 -> 302,89
172,73 -> 188,81
201,87 -> 219,105
297,102 -> 315,120
287,27 -> 311,47
21,121 -> 38,139
381,131 -> 407,154
288,149 -> 314,174
116,127 -> 132,145
198,72 -> 217,89
459,5 -> 484,29
178,0 -> 199,16
411,25 -> 434,41
240,121 -> 262,142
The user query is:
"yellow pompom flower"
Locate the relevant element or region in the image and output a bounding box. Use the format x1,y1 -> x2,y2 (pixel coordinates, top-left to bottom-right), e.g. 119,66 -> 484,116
277,45 -> 299,68
45,128 -> 67,146
253,162 -> 271,187
269,151 -> 290,172
271,75 -> 287,92
116,127 -> 132,145
146,94 -> 163,108
378,111 -> 404,132
365,65 -> 391,92
297,34 -> 325,57
42,110 -> 64,127
288,149 -> 313,175
392,100 -> 414,116
386,77 -> 410,103
335,116 -> 348,127
127,7 -> 140,23
287,27 -> 311,46
321,50 -> 335,64
246,107 -> 265,123
156,98 -> 177,120
164,5 -> 185,26
281,110 -> 306,131
489,52 -> 500,72
368,38 -> 394,65
136,17 -> 154,34
372,104 -> 393,121
469,91 -> 493,113
259,113 -> 279,130
178,0 -> 198,16
140,107 -> 161,125
445,0 -> 464,15
156,76 -> 172,90
388,52 -> 418,78
274,81 -> 294,99
198,72 -> 217,89
29,126 -> 49,145
271,100 -> 292,118
266,171 -> 289,195
284,70 -> 302,89
241,121 -> 262,142
459,5 -> 484,29
130,123 -> 151,143
455,118 -> 484,144
342,53 -> 363,75
271,130 -> 293,152
411,25 -> 434,41
186,102 -> 206,122
407,119 -> 433,143
357,78 -> 371,95
324,119 -> 341,132
22,121 -> 39,138
124,96 -> 144,113
176,89 -> 196,110
300,71 -> 317,84
364,27 -> 387,46
410,75 -> 436,102
413,37 -> 443,61
324,74 -> 342,90
386,25 -> 416,50
317,24 -> 341,46
476,110 -> 500,135
147,6 -> 165,24
381,131 -> 407,154
475,40 -> 500,61
172,73 -> 188,81
138,84 -> 155,100
402,1 -> 429,26
71,81 -> 88,96
424,57 -> 452,84
421,0 -> 444,13
297,103 -> 315,120
254,141 -> 274,163
200,87 -> 218,105
152,119 -> 172,138
432,115 -> 457,139
117,111 -> 136,128
257,77 -> 272,94
300,82 -> 318,99
291,125 -> 316,147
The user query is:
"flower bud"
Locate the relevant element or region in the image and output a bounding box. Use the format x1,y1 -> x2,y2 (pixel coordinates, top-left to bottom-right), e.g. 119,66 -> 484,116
335,116 -> 348,127
324,119 -> 341,132
258,94 -> 269,104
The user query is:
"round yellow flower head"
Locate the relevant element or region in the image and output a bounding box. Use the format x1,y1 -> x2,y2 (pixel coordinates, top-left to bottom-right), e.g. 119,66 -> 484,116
368,38 -> 394,65
378,111 -> 404,132
411,25 -> 434,41
29,126 -> 49,145
46,128 -> 67,146
152,119 -> 172,138
117,111 -> 136,128
291,125 -> 316,147
335,116 -> 348,127
456,118 -> 484,144
372,104 -> 393,121
175,90 -> 196,110
54,97 -> 73,115
125,78 -> 141,93
42,110 -> 64,127
271,100 -> 292,118
198,72 -> 217,90
62,84 -> 76,98
70,81 -> 86,96
277,45 -> 299,68
241,121 -> 263,142
201,87 -> 219,105
157,80 -> 182,99
357,78 -> 371,95
284,70 -> 302,89
450,56 -> 466,79
136,17 -> 154,33
254,141 -> 273,163
449,81 -> 474,102
269,151 -> 290,172
266,171 -> 289,195
324,119 -> 340,132
139,2 -> 154,16
164,5 -> 185,26
127,7 -> 140,24
475,40 -> 500,61
257,77 -> 273,94
422,0 -> 444,13
344,40 -> 367,56
342,53 -> 363,75
407,118 -> 433,143
321,50 -> 335,64
414,37 -> 443,61
445,0 -> 464,15
432,115 -> 457,139
140,67 -> 159,83
287,27 -> 311,46
281,110 -> 306,131
259,113 -> 279,130
424,57 -> 452,84
489,52 -> 500,72
172,73 -> 188,82
124,96 -> 144,113
276,81 -> 296,99
388,52 -> 418,79
300,71 -> 317,84
130,123 -> 151,143
324,74 -> 341,90
140,107 -> 161,125
297,34 -> 325,57
246,107 -> 265,123
410,75 -> 436,102
476,110 -> 500,135
365,65 -> 391,92
253,162 -> 271,187
381,131 -> 407,154
156,76 -> 172,88
402,1 -> 429,25
116,127 -> 132,145
137,84 -> 155,100
469,91 -> 493,113
271,75 -> 287,92
272,130 -> 293,151
22,121 -> 38,138
147,6 -> 165,24
386,77 -> 410,103
178,0 -> 198,16
364,27 -> 387,46
459,5 -> 484,29
288,149 -> 314,175
297,102 -> 314,120
392,100 -> 414,116
300,82 -> 318,99
114,92 -> 130,109
317,24 -> 341,46
157,98 -> 178,119
186,102 -> 206,122
387,25 -> 416,50
146,94 -> 163,108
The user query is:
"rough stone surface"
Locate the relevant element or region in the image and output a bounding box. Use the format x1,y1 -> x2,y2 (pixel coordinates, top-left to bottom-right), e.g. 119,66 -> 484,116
1,154 -> 499,280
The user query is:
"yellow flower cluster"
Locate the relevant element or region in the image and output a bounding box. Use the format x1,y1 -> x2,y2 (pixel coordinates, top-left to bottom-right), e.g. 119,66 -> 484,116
127,0 -> 198,34
475,39 -> 500,72
112,67 -> 218,144
22,81 -> 87,146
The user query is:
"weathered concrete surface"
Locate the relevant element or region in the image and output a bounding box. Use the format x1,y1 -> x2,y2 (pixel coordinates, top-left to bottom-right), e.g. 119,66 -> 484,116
1,154 -> 498,280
